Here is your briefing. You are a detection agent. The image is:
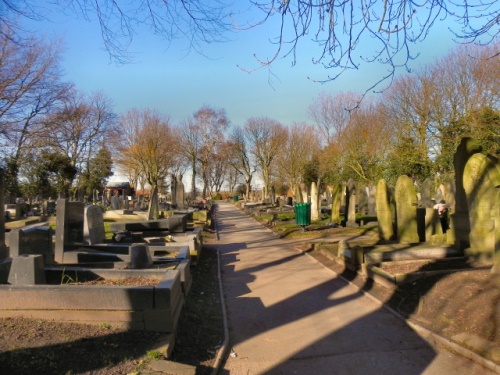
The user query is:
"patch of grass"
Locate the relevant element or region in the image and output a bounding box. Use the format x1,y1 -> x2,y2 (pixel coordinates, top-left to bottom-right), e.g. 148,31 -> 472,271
146,350 -> 163,360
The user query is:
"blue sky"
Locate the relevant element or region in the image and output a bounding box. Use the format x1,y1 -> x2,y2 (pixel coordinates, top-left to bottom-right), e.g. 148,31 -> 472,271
21,3 -> 460,127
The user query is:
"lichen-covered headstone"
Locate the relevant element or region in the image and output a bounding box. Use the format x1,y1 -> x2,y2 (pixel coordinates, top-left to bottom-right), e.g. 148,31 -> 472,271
463,153 -> 500,256
357,186 -> 368,215
395,175 -> 419,243
346,179 -> 357,227
310,182 -> 319,221
420,178 -> 434,208
452,138 -> 482,249
376,179 -> 394,241
0,168 -> 6,258
330,183 -> 342,225
367,186 -> 377,216
494,188 -> 500,273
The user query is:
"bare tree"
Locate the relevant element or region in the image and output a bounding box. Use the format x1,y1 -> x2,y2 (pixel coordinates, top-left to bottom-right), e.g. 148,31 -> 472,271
245,117 -> 286,199
275,123 -> 320,201
0,25 -> 68,156
226,125 -> 256,200
117,108 -> 174,219
238,1 -> 500,88
308,91 -> 361,146
179,106 -> 228,199
5,1 -> 500,85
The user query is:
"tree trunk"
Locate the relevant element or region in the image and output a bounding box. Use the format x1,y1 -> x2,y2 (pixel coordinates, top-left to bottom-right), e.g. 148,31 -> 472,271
191,160 -> 197,200
148,184 -> 159,220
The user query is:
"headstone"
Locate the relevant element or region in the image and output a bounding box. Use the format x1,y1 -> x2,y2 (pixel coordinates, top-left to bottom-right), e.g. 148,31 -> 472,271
0,168 -> 6,258
9,224 -> 54,264
270,186 -> 276,206
110,195 -> 120,210
376,179 -> 395,241
395,175 -> 420,243
55,199 -> 85,263
357,186 -> 368,215
8,254 -> 46,285
451,138 -> 482,250
286,196 -> 293,206
443,180 -> 456,212
463,153 -> 500,256
420,178 -> 434,208
83,205 -> 106,245
129,244 -> 153,269
176,176 -> 185,208
310,182 -> 319,221
494,188 -> 500,273
330,183 -> 342,225
367,186 -> 377,216
345,179 -> 357,227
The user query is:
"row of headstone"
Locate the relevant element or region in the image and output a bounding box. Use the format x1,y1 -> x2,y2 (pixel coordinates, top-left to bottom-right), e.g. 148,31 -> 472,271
371,137 -> 500,273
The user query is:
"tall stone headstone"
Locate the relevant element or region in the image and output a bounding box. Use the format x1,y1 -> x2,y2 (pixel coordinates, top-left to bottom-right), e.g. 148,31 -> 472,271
443,180 -> 456,212
55,199 -> 85,263
176,176 -> 185,209
420,178 -> 434,208
395,175 -> 420,243
463,153 -> 500,256
330,183 -> 342,225
83,205 -> 106,245
357,186 -> 368,215
110,195 -> 120,210
0,168 -> 6,258
452,137 -> 482,250
494,188 -> 500,273
367,186 -> 377,216
376,179 -> 395,241
345,179 -> 357,227
310,182 -> 319,221
171,174 -> 178,207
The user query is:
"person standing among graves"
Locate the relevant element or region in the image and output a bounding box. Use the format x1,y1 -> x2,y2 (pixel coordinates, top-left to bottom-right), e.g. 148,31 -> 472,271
435,200 -> 449,233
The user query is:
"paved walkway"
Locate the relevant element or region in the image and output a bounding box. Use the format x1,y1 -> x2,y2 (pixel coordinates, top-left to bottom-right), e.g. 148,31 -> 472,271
215,202 -> 496,375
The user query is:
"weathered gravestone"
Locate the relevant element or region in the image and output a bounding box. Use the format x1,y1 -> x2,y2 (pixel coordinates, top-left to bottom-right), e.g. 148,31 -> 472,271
367,186 -> 377,216
420,178 -> 434,208
83,205 -> 106,245
452,137 -> 482,250
376,179 -> 395,241
330,183 -> 342,225
0,168 -> 6,258
310,182 -> 320,221
443,180 -> 456,212
7,254 -> 46,285
110,195 -> 121,210
494,188 -> 500,273
176,176 -> 185,209
55,199 -> 85,263
345,179 -> 357,227
395,175 -> 420,243
463,153 -> 500,258
357,186 -> 368,215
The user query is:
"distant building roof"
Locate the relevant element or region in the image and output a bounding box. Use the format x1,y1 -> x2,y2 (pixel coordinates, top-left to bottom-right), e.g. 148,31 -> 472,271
106,181 -> 131,189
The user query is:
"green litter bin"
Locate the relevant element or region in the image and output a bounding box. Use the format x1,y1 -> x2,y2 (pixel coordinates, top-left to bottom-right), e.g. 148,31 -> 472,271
295,203 -> 311,226
233,196 -> 239,202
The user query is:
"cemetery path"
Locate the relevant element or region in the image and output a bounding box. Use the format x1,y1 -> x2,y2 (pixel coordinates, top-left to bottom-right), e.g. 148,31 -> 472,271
215,201 -> 497,375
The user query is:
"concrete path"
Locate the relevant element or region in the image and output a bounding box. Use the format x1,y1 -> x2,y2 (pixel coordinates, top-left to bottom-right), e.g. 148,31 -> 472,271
216,202 -> 496,375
